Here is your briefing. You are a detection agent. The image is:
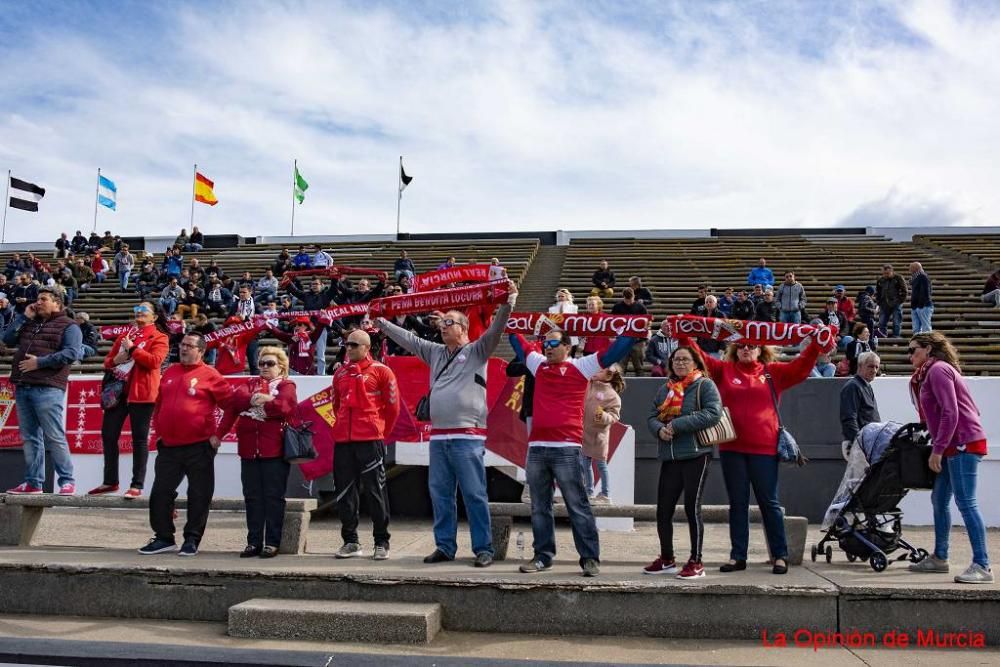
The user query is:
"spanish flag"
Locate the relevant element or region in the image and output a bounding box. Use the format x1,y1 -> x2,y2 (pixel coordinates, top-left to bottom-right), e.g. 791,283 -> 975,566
194,171 -> 218,206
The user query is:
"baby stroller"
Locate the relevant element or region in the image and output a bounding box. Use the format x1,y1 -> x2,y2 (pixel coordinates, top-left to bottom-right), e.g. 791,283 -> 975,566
812,422 -> 935,572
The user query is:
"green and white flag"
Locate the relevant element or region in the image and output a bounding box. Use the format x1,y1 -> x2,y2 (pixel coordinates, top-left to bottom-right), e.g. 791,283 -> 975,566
294,165 -> 309,204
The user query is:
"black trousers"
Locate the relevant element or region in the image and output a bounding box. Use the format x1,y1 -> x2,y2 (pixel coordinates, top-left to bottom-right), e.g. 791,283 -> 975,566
241,457 -> 290,548
101,401 -> 154,489
149,441 -> 216,545
656,454 -> 712,562
333,440 -> 390,547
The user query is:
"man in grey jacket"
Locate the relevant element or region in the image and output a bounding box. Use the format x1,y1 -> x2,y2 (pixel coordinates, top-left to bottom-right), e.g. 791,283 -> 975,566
839,351 -> 881,458
776,271 -> 807,324
376,280 -> 517,567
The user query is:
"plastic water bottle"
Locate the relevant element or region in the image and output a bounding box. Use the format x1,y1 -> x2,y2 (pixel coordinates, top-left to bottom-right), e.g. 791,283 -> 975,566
516,531 -> 525,559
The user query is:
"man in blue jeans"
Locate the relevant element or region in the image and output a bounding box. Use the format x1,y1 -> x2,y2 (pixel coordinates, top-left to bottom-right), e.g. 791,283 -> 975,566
509,329 -> 637,577
4,289 -> 82,495
376,281 -> 517,568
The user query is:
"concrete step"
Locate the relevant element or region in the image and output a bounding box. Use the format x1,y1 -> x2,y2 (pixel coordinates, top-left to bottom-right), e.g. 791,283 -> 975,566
228,598 -> 441,644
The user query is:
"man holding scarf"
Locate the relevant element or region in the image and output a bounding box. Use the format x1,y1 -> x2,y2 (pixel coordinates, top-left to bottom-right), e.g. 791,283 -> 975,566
330,330 -> 400,560
375,280 -> 517,567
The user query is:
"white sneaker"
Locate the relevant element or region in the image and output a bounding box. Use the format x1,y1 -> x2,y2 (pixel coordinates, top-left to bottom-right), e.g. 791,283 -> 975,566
909,554 -> 949,573
954,563 -> 994,584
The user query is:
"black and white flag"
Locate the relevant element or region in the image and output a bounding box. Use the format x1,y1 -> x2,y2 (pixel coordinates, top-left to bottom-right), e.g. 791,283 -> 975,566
399,163 -> 413,193
9,177 -> 45,212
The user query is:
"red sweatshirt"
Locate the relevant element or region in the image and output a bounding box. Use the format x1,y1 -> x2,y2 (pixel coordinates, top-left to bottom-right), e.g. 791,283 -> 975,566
331,356 -> 400,442
692,341 -> 820,455
153,362 -> 233,446
103,324 -> 169,404
214,328 -> 263,375
217,377 -> 298,459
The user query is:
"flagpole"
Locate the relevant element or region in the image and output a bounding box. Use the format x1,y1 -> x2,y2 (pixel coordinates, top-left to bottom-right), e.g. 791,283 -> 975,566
1,170 -> 9,246
290,159 -> 297,236
190,163 -> 197,231
92,168 -> 101,233
396,155 -> 402,238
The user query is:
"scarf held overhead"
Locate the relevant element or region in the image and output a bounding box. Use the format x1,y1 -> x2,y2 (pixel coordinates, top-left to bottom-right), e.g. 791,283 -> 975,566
278,265 -> 388,289
664,315 -> 838,351
504,312 -> 651,339
368,281 -> 510,318
412,264 -> 492,292
100,321 -> 184,340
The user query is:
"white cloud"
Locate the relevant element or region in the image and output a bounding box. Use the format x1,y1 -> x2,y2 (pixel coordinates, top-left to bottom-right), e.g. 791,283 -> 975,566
1,0 -> 1000,242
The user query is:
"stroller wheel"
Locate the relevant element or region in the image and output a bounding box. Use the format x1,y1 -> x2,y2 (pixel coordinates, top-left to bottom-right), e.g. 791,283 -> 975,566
847,553 -> 858,563
870,552 -> 888,572
912,548 -> 929,563
825,545 -> 833,564
810,544 -> 818,562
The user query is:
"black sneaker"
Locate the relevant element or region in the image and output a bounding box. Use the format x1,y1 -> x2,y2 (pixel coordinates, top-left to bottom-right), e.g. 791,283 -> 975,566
720,559 -> 747,573
474,552 -> 493,568
178,541 -> 198,557
240,545 -> 261,558
138,538 -> 177,555
581,559 -> 600,577
422,549 -> 454,564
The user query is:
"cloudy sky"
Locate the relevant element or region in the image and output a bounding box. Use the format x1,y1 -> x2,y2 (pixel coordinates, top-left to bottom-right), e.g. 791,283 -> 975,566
1,0 -> 998,242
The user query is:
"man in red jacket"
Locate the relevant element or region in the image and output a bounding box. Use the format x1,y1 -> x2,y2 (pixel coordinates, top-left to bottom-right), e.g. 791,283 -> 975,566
139,333 -> 233,557
330,329 -> 400,560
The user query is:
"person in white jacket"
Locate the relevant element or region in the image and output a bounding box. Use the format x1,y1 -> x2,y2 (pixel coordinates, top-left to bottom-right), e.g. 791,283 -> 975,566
548,288 -> 579,356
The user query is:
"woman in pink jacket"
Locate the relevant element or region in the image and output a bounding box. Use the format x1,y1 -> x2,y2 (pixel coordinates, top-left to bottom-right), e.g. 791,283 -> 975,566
580,364 -> 624,503
907,332 -> 992,584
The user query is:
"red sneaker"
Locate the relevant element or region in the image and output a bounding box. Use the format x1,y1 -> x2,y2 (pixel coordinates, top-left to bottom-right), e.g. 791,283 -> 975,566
7,483 -> 43,495
58,483 -> 76,496
677,560 -> 706,579
88,484 -> 120,495
123,487 -> 142,499
642,556 -> 678,575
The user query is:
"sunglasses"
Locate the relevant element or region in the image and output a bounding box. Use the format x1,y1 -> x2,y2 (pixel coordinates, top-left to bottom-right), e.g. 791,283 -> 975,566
542,339 -> 564,350
133,306 -> 151,313
259,360 -> 278,368
439,318 -> 459,328
344,341 -> 365,349
737,344 -> 758,350
907,346 -> 921,356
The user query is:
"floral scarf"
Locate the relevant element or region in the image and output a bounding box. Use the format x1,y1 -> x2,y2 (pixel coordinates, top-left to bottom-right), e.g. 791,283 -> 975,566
657,370 -> 703,423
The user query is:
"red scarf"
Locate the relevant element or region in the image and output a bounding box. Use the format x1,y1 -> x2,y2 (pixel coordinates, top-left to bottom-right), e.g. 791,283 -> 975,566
657,370 -> 703,422
909,357 -> 937,422
343,358 -> 374,409
412,264 -> 492,291
664,314 -> 837,352
368,281 -> 510,318
505,311 -> 651,339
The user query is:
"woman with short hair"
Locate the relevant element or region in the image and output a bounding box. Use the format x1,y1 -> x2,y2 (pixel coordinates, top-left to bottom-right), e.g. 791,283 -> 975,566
644,346 -> 722,579
217,346 -> 298,558
907,332 -> 992,583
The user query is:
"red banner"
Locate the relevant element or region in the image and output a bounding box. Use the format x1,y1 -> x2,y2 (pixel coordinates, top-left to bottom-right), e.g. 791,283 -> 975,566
0,379 -> 21,448
369,282 -> 510,318
504,311 -> 651,339
664,315 -> 838,351
296,387 -> 337,481
413,264 -> 492,292
100,321 -> 184,341
278,266 -> 388,289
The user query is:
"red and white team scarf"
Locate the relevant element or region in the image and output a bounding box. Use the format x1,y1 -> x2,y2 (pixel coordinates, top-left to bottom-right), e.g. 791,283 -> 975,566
100,320 -> 184,341
412,264 -> 492,292
204,319 -> 270,348
504,311 -> 652,339
664,315 -> 838,352
272,303 -> 370,325
368,281 -> 511,318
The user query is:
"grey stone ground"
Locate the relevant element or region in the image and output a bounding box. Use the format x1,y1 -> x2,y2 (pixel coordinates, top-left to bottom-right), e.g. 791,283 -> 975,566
0,509 -> 996,666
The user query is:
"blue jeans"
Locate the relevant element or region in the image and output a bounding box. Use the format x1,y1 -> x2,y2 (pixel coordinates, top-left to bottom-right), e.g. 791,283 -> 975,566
931,453 -> 989,568
527,446 -> 600,564
779,310 -> 801,324
14,385 -> 74,488
811,363 -> 835,378
314,327 -> 328,376
159,296 -> 178,315
579,453 -> 610,497
879,305 -> 902,337
912,305 -> 934,334
428,438 -> 493,558
118,269 -> 131,292
720,451 -> 787,561
81,344 -> 97,358
837,335 -> 854,352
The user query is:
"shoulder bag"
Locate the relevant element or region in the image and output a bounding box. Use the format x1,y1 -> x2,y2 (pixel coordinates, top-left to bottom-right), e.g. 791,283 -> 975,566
764,371 -> 807,466
694,379 -> 736,446
283,416 -> 317,464
414,345 -> 464,422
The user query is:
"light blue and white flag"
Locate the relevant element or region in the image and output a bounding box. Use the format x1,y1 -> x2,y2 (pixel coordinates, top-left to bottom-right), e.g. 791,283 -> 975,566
97,174 -> 117,210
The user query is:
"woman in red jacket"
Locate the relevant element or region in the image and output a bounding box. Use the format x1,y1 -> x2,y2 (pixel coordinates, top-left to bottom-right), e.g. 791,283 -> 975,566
217,346 -> 298,558
689,337 -> 820,575
89,302 -> 169,498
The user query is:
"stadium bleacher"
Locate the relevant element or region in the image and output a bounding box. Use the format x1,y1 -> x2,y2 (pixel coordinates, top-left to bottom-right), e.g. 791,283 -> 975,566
2,231 -> 998,376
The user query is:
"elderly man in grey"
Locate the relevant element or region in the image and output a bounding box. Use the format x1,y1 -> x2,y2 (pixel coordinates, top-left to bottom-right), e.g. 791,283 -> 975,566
839,351 -> 882,459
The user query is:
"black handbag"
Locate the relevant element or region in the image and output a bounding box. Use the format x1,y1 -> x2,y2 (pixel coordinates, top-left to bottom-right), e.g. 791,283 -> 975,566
415,346 -> 464,421
100,370 -> 129,410
764,372 -> 807,466
283,420 -> 317,464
